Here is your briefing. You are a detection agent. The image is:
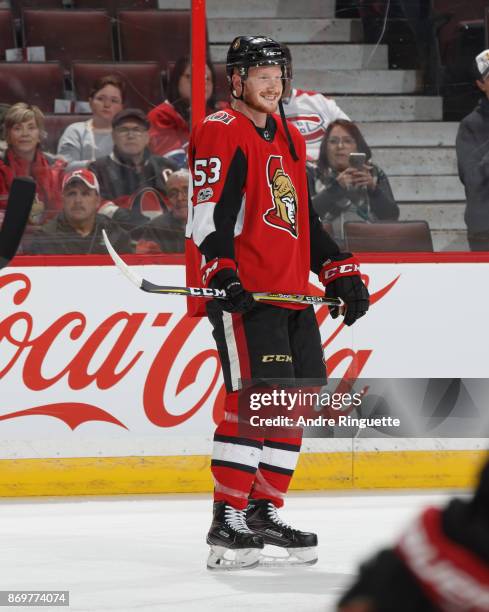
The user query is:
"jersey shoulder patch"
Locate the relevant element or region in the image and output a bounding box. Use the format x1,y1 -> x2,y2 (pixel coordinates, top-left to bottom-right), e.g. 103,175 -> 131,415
204,110 -> 236,125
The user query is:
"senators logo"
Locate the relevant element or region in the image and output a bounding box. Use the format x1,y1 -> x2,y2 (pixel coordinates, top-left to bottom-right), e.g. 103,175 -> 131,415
263,155 -> 298,238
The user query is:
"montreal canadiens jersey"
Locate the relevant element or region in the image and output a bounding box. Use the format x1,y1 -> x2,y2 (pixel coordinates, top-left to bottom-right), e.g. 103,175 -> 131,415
282,89 -> 350,161
185,107 -> 339,317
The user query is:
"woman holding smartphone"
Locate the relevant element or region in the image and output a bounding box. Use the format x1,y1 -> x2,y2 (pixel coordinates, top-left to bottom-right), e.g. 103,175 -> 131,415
310,119 -> 399,242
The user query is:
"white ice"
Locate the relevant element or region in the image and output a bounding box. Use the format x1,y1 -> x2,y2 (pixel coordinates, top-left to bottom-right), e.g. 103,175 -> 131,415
0,489 -> 464,612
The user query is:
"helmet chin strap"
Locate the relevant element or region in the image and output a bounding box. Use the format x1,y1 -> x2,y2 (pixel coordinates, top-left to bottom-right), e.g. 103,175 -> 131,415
278,98 -> 298,161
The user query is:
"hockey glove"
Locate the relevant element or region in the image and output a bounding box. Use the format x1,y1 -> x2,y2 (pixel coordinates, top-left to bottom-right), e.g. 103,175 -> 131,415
319,253 -> 369,326
201,258 -> 255,314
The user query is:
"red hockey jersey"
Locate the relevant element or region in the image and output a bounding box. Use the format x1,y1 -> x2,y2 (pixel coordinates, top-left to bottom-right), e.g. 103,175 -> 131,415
185,108 -> 338,316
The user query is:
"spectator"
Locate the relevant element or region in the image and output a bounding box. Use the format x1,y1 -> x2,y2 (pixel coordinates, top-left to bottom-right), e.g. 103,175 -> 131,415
89,108 -> 177,235
281,45 -> 349,162
135,168 -> 189,253
27,168 -> 132,255
57,75 -> 125,170
311,119 -> 398,242
0,103 -> 65,227
148,56 -> 219,167
456,50 -> 489,251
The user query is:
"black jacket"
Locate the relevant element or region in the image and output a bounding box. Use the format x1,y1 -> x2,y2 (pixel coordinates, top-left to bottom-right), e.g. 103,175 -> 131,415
456,96 -> 489,232
136,212 -> 185,253
27,213 -> 132,255
89,149 -> 176,209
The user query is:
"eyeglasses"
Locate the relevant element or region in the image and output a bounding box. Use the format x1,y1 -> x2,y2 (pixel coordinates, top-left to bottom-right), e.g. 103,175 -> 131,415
114,126 -> 147,136
326,137 -> 356,146
168,189 -> 188,199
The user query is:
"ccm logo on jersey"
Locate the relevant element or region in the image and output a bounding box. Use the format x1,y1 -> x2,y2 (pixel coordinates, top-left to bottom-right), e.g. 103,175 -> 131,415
262,354 -> 293,363
204,111 -> 236,125
323,263 -> 360,281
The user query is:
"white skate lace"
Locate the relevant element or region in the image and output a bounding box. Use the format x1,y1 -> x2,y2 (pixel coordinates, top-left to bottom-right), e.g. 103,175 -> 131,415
224,506 -> 253,534
267,503 -> 295,531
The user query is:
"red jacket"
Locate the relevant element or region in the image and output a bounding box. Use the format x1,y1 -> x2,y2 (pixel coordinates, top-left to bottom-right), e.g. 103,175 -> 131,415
0,148 -> 65,217
148,101 -> 227,159
148,102 -> 189,158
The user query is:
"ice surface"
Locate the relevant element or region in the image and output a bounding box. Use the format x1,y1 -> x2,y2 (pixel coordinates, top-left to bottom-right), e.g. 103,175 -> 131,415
0,490 -> 461,611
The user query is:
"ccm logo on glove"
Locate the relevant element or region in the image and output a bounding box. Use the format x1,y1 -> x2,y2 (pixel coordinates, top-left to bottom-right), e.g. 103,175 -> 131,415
201,257 -> 237,287
319,255 -> 361,285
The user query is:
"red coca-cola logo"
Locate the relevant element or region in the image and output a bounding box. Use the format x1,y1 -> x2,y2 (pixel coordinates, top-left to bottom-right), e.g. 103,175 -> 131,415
0,271 -> 399,430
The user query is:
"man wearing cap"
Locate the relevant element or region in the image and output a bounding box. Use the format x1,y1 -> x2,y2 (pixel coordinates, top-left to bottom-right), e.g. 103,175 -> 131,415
456,50 -> 489,251
135,168 -> 189,253
27,168 -> 132,254
88,108 -> 177,234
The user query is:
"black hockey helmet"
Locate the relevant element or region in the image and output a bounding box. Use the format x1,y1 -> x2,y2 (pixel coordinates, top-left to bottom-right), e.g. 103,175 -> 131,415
226,35 -> 298,161
226,35 -> 291,82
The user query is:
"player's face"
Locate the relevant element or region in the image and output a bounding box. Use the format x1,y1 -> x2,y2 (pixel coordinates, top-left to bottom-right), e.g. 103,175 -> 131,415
7,118 -> 41,157
166,174 -> 189,222
326,125 -> 358,171
241,65 -> 283,114
63,181 -> 100,225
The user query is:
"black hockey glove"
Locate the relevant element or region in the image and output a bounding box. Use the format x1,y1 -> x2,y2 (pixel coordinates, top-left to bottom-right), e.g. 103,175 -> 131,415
201,257 -> 255,313
210,268 -> 255,314
319,253 -> 369,326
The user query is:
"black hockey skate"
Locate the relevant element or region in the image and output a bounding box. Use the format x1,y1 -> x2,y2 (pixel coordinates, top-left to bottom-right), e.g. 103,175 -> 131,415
247,499 -> 318,566
206,502 -> 264,570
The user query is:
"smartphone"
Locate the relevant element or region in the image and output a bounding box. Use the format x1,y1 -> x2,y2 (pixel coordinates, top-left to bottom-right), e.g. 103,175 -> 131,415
349,152 -> 367,169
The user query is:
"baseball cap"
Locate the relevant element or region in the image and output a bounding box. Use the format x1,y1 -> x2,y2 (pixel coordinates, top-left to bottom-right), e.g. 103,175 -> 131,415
476,49 -> 489,80
112,108 -> 150,130
62,169 -> 100,194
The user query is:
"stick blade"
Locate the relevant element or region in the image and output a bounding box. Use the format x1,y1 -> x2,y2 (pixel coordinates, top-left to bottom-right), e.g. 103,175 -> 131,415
0,177 -> 36,269
102,229 -> 143,289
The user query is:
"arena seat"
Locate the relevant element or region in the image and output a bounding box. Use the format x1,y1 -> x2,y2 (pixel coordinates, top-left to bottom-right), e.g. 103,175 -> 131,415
117,10 -> 190,67
22,9 -> 114,70
343,221 -> 434,252
10,0 -> 63,20
43,113 -> 89,154
0,61 -> 64,112
73,0 -> 156,17
72,61 -> 162,112
0,10 -> 16,61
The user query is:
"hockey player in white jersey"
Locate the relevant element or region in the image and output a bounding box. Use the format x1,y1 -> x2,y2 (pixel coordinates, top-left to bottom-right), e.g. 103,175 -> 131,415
281,45 -> 350,162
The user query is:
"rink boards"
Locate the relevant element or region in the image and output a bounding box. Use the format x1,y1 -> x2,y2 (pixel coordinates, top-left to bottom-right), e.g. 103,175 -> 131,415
0,253 -> 488,496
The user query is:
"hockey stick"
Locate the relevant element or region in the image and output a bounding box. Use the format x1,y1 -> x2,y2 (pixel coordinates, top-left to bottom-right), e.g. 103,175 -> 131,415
102,230 -> 342,307
0,178 -> 36,270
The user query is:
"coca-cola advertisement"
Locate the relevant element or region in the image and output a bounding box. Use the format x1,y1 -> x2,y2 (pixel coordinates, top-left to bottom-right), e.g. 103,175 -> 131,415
0,258 -> 487,460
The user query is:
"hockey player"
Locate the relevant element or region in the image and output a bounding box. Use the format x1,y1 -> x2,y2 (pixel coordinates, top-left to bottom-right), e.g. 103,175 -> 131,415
337,458 -> 489,611
186,35 -> 370,570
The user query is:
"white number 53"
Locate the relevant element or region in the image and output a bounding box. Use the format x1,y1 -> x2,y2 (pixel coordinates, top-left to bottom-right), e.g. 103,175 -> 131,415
194,157 -> 221,187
